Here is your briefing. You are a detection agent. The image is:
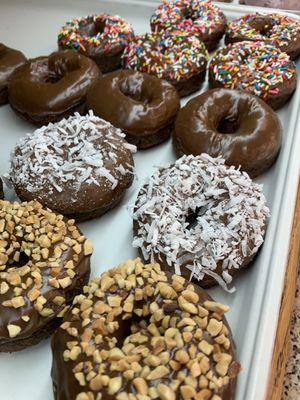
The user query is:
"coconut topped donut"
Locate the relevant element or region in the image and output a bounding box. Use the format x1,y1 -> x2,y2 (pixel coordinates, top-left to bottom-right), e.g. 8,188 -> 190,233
51,259 -> 241,400
150,0 -> 227,50
225,13 -> 300,59
10,112 -> 136,221
132,154 -> 269,290
0,200 -> 93,352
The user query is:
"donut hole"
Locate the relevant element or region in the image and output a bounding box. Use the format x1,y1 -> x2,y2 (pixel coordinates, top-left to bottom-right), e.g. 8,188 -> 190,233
249,18 -> 275,36
78,18 -> 106,38
217,116 -> 240,134
12,251 -> 30,268
119,77 -> 151,104
186,207 -> 206,230
46,54 -> 80,84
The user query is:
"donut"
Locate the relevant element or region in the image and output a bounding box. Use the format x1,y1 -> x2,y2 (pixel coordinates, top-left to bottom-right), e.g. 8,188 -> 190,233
51,258 -> 241,400
58,14 -> 134,73
225,13 -> 300,59
87,70 -> 180,149
150,0 -> 227,50
0,200 -> 92,352
209,41 -> 297,109
0,43 -> 26,105
132,154 -> 269,290
122,32 -> 209,98
8,50 -> 101,125
10,112 -> 136,222
173,88 -> 282,177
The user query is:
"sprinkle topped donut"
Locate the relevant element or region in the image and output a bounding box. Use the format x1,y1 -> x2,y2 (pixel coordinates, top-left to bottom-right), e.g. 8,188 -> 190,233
132,154 -> 269,290
58,14 -> 134,72
122,31 -> 209,97
150,0 -> 227,50
10,112 -> 136,221
209,41 -> 297,109
225,13 -> 300,59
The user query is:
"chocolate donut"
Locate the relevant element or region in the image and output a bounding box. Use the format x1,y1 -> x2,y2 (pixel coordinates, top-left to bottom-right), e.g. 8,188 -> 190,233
87,70 -> 180,149
209,41 -> 297,109
8,50 -> 101,125
122,32 -> 208,98
150,0 -> 227,50
132,154 -> 269,290
52,258 -> 241,400
225,13 -> 300,60
10,113 -> 136,222
0,43 -> 26,105
174,88 -> 282,177
0,200 -> 92,352
58,14 -> 134,73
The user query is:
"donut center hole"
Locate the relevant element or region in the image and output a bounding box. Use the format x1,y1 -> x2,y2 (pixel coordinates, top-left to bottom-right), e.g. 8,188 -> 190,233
12,251 -> 30,268
186,207 -> 206,230
46,54 -> 80,83
249,18 -> 274,36
119,79 -> 150,104
217,116 -> 240,134
79,19 -> 106,37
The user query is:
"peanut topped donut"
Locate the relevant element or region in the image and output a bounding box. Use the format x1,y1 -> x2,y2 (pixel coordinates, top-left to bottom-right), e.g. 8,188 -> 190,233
0,43 -> 26,105
0,200 -> 93,352
8,50 -> 101,125
87,70 -> 180,149
150,0 -> 227,50
51,259 -> 241,400
225,13 -> 300,60
122,31 -> 209,97
10,113 -> 136,222
58,14 -> 134,73
174,88 -> 282,177
132,154 -> 269,290
209,41 -> 297,109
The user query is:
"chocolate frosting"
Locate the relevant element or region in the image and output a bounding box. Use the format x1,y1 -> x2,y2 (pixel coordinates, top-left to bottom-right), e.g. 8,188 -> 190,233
8,50 -> 101,124
51,259 -> 240,400
174,88 -> 282,177
87,70 -> 180,139
0,43 -> 26,105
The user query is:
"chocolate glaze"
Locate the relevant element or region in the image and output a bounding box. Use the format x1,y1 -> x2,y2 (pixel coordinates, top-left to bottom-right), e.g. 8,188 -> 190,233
87,70 -> 180,149
51,261 -> 240,400
0,43 -> 26,105
8,50 -> 101,125
174,88 -> 282,177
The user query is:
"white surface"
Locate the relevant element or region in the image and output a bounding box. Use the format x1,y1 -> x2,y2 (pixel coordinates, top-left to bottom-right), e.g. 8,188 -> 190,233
0,1 -> 299,399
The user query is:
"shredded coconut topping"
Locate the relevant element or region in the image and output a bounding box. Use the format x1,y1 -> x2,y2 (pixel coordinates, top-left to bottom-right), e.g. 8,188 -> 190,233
10,112 -> 136,202
132,154 -> 269,291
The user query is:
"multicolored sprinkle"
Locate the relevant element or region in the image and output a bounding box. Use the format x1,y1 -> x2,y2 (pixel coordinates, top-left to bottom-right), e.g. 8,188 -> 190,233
122,31 -> 209,82
226,13 -> 300,49
58,14 -> 134,55
151,0 -> 226,36
209,41 -> 296,99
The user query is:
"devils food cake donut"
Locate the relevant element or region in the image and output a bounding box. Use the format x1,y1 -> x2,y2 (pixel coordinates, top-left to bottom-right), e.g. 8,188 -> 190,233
0,200 -> 92,352
58,14 -> 134,73
10,113 -> 136,222
133,154 -> 269,290
52,259 -> 241,400
174,88 -> 282,177
0,43 -> 26,105
209,41 -> 297,109
150,0 -> 227,50
8,50 -> 100,125
122,32 -> 208,97
87,70 -> 180,149
225,13 -> 300,60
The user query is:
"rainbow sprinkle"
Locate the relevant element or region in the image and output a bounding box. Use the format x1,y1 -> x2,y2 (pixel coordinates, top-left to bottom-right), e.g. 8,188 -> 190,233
209,41 -> 296,99
58,14 -> 134,55
150,0 -> 226,36
121,31 -> 209,82
226,13 -> 300,50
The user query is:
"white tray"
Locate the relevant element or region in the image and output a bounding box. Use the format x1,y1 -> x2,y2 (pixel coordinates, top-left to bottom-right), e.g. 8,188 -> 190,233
0,1 -> 299,399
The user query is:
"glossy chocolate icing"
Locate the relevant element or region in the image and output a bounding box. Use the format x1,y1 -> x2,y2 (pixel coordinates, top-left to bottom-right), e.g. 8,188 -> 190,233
87,70 -> 180,149
51,260 -> 240,400
8,50 -> 101,125
174,88 -> 282,177
0,43 -> 26,105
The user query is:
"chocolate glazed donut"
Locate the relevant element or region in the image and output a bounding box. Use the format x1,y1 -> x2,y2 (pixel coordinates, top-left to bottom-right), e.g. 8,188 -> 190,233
174,89 -> 282,177
0,43 -> 26,105
8,50 -> 101,125
87,70 -> 180,149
